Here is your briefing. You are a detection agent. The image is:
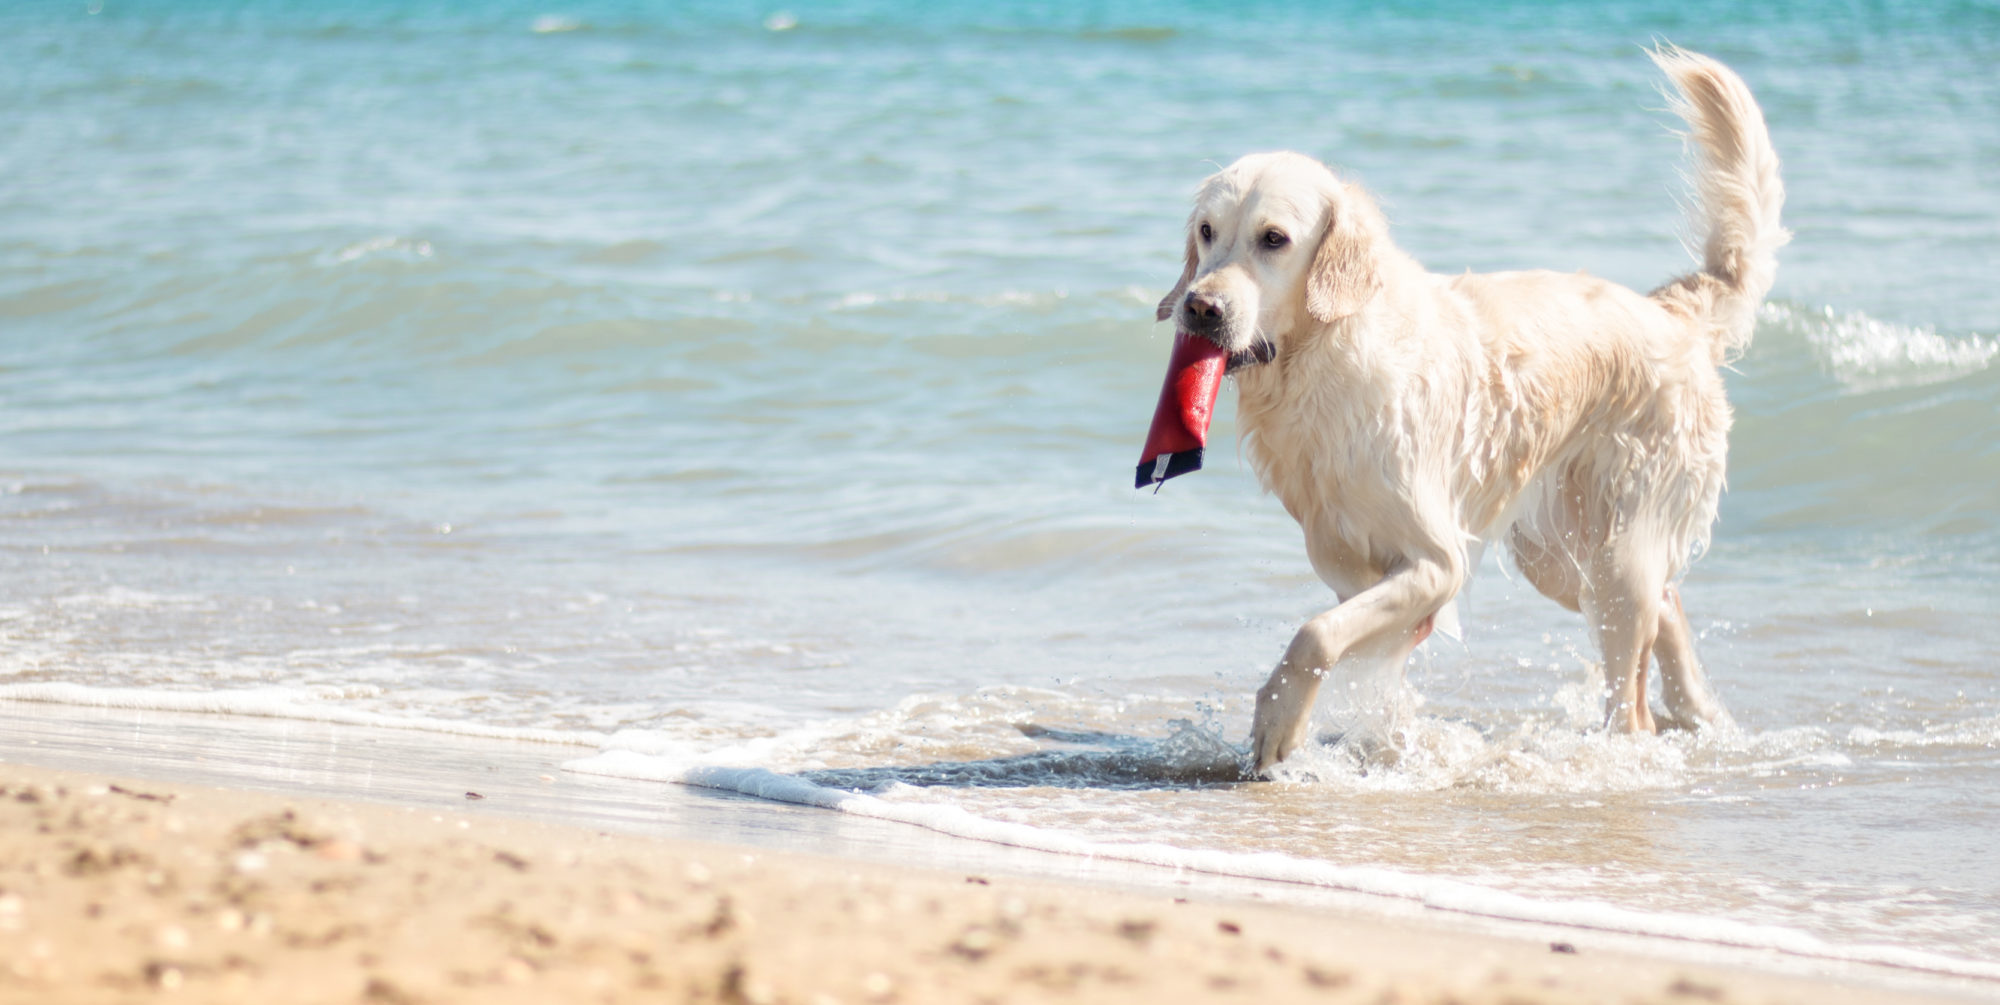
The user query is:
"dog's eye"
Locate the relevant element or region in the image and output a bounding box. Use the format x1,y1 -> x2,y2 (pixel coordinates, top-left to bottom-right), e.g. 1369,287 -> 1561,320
1198,222 -> 1213,244
1262,229 -> 1290,249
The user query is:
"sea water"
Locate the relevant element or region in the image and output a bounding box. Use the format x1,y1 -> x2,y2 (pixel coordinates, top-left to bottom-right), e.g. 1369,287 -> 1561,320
4,0 -> 2000,976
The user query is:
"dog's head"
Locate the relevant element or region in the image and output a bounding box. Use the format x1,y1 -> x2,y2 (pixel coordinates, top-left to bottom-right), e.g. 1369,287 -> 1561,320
1156,152 -> 1385,372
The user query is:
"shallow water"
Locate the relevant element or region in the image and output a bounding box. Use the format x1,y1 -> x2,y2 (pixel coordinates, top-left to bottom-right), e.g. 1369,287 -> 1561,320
4,0 -> 2000,974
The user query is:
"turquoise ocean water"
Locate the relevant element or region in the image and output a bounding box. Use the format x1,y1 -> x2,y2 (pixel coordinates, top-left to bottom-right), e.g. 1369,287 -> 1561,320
5,0 -> 2000,973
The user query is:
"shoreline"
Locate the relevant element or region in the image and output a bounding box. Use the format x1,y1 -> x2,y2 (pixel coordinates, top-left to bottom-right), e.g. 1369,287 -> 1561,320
0,703 -> 1992,1003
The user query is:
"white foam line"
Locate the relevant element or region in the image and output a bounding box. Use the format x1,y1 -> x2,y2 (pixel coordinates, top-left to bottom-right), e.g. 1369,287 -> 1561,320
0,683 -> 604,748
566,750 -> 2000,983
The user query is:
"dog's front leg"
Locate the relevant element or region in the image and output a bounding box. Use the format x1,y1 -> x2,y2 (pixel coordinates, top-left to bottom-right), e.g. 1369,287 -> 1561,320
1249,560 -> 1457,776
1249,633 -> 1331,776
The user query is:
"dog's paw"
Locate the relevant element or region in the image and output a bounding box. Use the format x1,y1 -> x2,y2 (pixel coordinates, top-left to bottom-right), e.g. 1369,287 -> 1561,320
1652,704 -> 1698,733
1655,702 -> 1737,735
1248,710 -> 1300,778
1249,669 -> 1320,778
1248,742 -> 1286,779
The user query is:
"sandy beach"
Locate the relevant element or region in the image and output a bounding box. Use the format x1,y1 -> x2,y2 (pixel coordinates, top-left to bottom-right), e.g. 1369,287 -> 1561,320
0,750 -> 1983,1005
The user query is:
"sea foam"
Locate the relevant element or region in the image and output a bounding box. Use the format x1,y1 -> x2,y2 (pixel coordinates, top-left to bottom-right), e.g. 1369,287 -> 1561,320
564,747 -> 2000,981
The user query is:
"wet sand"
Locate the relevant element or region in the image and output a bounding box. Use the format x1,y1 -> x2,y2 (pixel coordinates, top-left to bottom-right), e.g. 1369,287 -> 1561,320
0,754 -> 1986,1004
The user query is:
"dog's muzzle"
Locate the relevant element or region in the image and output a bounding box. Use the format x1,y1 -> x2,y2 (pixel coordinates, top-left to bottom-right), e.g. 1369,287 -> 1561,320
1226,339 -> 1276,374
1179,293 -> 1274,375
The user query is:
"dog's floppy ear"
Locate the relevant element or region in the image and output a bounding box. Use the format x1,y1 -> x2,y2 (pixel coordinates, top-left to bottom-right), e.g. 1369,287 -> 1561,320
1305,188 -> 1382,322
1155,232 -> 1197,323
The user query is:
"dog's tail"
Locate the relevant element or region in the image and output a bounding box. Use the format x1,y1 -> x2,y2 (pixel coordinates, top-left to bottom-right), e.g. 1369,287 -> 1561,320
1649,46 -> 1788,364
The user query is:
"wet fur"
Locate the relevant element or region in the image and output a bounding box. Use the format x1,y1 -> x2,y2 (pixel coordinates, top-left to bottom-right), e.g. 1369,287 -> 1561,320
1153,48 -> 1788,774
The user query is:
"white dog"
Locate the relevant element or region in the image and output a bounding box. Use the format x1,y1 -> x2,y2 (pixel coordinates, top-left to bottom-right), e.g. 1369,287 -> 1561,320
1152,48 -> 1787,774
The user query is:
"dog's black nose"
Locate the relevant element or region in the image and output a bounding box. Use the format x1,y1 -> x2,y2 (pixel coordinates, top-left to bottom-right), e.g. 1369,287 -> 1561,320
1183,291 -> 1225,333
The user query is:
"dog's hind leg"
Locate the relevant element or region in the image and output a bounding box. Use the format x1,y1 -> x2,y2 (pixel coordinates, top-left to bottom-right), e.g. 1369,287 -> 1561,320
1581,544 -> 1665,734
1515,517 -> 1728,731
1653,584 -> 1734,730
1250,559 -> 1458,775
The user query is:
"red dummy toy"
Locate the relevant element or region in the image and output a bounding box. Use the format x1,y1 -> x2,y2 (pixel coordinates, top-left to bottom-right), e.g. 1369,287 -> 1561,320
1134,331 -> 1228,490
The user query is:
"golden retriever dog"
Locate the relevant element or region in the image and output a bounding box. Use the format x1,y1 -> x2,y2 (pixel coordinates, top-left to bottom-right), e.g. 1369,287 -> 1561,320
1152,47 -> 1788,774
